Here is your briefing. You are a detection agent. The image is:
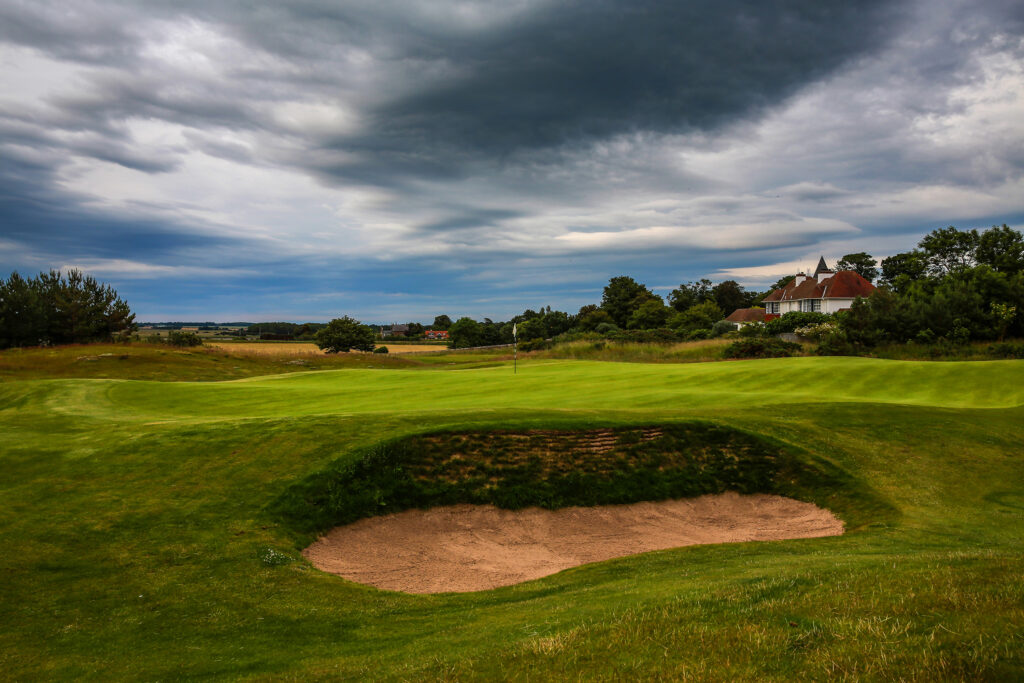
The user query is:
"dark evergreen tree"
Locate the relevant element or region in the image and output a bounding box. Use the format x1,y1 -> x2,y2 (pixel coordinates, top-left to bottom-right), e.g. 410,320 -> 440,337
0,269 -> 135,349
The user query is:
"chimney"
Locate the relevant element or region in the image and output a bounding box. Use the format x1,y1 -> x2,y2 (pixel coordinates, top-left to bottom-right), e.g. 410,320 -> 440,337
793,272 -> 807,285
816,269 -> 834,282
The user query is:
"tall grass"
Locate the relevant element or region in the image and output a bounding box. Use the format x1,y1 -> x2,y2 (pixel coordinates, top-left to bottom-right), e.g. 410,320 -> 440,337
535,338 -> 737,363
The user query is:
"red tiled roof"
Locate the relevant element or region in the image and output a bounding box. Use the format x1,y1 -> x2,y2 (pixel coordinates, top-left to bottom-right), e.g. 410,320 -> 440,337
820,270 -> 876,298
725,308 -> 766,323
762,270 -> 875,303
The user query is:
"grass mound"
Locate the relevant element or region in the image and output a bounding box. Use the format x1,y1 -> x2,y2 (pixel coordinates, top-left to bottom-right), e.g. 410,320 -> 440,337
271,423 -> 891,538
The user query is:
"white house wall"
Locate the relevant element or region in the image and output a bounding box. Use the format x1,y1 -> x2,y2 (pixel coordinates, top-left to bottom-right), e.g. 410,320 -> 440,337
823,298 -> 854,314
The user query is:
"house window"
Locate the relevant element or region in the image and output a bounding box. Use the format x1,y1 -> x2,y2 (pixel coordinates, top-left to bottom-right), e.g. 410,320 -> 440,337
766,302 -> 780,314
799,299 -> 821,312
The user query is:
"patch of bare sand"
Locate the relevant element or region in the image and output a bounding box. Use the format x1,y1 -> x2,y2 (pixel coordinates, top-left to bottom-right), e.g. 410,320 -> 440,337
302,492 -> 843,593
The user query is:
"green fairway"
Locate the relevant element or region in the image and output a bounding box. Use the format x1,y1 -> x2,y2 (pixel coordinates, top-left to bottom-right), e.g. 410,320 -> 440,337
1,353 -> 1023,679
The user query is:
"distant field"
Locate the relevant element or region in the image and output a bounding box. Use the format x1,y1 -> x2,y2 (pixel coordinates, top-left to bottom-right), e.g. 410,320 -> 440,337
208,341 -> 448,355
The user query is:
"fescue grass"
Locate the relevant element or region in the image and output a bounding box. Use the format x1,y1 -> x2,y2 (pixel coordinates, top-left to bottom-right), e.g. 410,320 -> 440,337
0,349 -> 1022,679
0,342 -> 506,382
535,338 -> 737,363
270,423 -> 892,539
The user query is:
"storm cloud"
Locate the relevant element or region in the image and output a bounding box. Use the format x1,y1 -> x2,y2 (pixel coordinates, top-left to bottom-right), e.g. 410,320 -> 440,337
1,0 -> 1022,320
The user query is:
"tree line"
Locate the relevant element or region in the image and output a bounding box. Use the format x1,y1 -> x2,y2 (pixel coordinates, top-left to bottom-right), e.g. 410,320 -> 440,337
0,270 -> 136,349
4,223 -> 1019,355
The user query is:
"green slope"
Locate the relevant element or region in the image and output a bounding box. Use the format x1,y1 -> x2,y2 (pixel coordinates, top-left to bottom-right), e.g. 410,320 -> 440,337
6,357 -> 1024,425
0,356 -> 1022,680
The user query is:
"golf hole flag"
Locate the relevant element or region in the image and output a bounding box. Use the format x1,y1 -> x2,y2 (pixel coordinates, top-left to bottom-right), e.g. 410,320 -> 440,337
513,322 -> 517,374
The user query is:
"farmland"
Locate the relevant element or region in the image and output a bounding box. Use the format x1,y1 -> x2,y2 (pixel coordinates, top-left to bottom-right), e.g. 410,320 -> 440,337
208,341 -> 450,355
1,345 -> 1022,679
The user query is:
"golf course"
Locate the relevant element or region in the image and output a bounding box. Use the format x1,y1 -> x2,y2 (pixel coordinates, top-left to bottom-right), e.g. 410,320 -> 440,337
1,346 -> 1022,679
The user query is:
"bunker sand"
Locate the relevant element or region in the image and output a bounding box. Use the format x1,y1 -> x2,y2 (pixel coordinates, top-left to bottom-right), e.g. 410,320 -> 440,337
303,492 -> 843,593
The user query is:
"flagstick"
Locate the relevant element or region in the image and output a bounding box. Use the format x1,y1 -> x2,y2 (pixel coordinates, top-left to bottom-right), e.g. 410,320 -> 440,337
513,322 -> 517,374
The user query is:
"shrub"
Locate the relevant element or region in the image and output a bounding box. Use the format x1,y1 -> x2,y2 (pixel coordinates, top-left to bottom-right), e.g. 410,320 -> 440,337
814,333 -> 860,357
738,322 -> 763,338
988,341 -> 1024,358
763,312 -> 830,335
607,328 -> 680,344
167,330 -> 203,347
722,338 -> 801,359
519,338 -> 551,352
685,329 -> 711,341
793,322 -> 839,342
711,320 -> 735,337
594,322 -> 620,335
373,346 -> 389,354
914,329 -> 936,344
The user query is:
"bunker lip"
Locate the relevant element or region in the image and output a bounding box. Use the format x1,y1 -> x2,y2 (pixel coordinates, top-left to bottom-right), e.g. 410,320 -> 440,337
302,492 -> 844,594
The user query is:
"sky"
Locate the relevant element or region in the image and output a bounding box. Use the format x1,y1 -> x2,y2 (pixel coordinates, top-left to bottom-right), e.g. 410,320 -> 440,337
1,0 -> 1023,323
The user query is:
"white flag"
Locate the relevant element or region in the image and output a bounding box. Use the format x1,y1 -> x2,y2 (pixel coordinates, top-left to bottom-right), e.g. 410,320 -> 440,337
512,322 -> 517,339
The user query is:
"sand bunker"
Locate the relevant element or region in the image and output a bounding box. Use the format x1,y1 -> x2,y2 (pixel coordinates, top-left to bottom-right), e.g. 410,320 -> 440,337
303,492 -> 843,593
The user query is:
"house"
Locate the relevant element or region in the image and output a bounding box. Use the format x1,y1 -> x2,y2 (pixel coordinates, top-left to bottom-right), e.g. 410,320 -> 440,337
761,257 -> 875,320
381,324 -> 409,338
724,308 -> 766,329
424,329 -> 449,340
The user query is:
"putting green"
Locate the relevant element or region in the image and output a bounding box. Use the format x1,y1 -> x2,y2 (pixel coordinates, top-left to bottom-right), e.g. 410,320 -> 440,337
10,357 -> 1024,424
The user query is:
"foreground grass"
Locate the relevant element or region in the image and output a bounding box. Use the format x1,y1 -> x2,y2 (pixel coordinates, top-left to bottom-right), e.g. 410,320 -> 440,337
0,353 -> 1022,679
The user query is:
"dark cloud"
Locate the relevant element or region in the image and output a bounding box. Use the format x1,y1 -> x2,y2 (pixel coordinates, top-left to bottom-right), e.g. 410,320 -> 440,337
418,208 -> 525,233
0,152 -> 236,267
1,0 -> 1023,321
322,0 -> 905,181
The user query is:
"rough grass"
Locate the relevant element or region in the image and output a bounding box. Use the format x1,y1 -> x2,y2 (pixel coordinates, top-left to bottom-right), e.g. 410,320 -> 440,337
535,338 -> 737,363
0,342 -> 502,381
270,423 -> 891,538
0,352 -> 1022,679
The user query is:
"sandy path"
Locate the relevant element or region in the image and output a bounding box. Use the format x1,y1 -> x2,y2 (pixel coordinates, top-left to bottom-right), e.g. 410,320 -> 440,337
302,493 -> 843,593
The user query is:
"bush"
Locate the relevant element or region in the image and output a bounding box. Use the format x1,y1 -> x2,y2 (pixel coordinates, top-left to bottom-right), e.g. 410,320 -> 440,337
685,329 -> 711,341
722,338 -> 801,359
711,320 -> 735,337
763,312 -> 830,335
793,322 -> 839,342
988,341 -> 1024,358
738,322 -> 763,337
518,338 -> 551,352
594,322 -> 620,335
167,330 -> 202,347
373,346 -> 389,354
814,333 -> 860,357
607,328 -> 681,344
552,330 -> 603,343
